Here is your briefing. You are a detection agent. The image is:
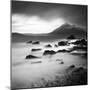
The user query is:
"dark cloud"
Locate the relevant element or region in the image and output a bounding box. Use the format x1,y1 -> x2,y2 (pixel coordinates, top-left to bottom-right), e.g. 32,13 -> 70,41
12,0 -> 87,28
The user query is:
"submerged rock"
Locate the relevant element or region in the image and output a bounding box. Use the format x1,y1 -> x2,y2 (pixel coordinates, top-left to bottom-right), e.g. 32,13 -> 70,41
25,55 -> 38,59
43,50 -> 56,55
32,41 -> 40,44
27,40 -> 32,44
55,44 -> 58,47
72,39 -> 87,46
31,61 -> 42,64
69,65 -> 75,69
60,61 -> 64,64
57,49 -> 69,53
56,59 -> 62,61
31,48 -> 41,51
58,41 -> 68,46
45,44 -> 52,48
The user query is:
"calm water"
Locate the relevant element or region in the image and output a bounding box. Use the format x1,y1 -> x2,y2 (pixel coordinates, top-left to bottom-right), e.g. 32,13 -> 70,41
12,42 -> 87,88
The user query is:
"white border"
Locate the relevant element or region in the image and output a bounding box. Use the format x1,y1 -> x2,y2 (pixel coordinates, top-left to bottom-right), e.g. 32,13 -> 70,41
0,0 -> 89,90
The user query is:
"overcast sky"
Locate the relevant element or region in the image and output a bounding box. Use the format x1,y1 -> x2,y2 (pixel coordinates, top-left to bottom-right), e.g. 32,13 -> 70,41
12,0 -> 87,34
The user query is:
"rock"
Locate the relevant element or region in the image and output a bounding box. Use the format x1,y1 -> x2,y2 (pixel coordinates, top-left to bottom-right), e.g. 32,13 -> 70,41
69,65 -> 75,69
80,39 -> 87,46
31,48 -> 41,51
27,40 -> 32,43
57,49 -> 69,53
25,55 -> 38,59
32,41 -> 40,44
58,41 -> 68,46
72,40 -> 81,45
45,44 -> 52,48
60,61 -> 64,64
55,44 -> 58,47
43,50 -> 56,55
72,39 -> 87,46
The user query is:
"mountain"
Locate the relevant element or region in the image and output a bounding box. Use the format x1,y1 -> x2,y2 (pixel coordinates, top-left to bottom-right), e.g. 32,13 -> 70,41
49,23 -> 87,39
12,23 -> 87,42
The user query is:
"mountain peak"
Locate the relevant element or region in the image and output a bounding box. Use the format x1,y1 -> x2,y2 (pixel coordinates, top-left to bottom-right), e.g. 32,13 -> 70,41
57,23 -> 76,30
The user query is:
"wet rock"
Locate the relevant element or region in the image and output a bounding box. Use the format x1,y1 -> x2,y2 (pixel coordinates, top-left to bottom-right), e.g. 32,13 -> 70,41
32,41 -> 40,44
72,39 -> 87,46
60,61 -> 64,64
25,55 -> 38,59
43,50 -> 56,55
45,44 -> 52,48
31,48 -> 41,51
57,49 -> 69,53
58,41 -> 68,46
27,40 -> 32,43
55,44 -> 58,47
69,65 -> 75,69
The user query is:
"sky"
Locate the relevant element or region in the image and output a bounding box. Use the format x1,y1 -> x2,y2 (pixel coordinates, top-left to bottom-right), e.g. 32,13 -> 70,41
12,0 -> 87,34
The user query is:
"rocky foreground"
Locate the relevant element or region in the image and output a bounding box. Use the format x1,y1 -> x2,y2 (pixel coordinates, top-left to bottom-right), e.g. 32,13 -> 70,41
12,38 -> 87,90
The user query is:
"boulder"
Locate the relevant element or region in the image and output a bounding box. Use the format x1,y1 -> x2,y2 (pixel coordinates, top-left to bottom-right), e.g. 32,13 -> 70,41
25,55 -> 38,59
60,61 -> 64,64
32,41 -> 40,44
58,41 -> 68,46
31,48 -> 41,51
27,40 -> 32,43
45,44 -> 52,48
57,49 -> 69,53
43,50 -> 56,55
55,44 -> 58,47
72,39 -> 87,46
69,65 -> 75,69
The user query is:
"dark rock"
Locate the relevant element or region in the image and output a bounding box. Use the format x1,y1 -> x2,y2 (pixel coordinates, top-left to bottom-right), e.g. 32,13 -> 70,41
55,44 -> 58,47
45,44 -> 52,48
69,65 -> 75,69
25,55 -> 38,59
72,39 -> 87,46
70,46 -> 87,52
31,48 -> 41,51
60,61 -> 64,64
32,41 -> 40,44
57,49 -> 69,53
58,41 -> 68,46
43,50 -> 56,55
27,40 -> 32,43
72,40 -> 81,45
80,39 -> 87,46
